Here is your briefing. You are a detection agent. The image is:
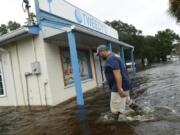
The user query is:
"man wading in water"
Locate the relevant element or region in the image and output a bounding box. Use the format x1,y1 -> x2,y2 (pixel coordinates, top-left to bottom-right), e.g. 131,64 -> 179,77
96,45 -> 141,120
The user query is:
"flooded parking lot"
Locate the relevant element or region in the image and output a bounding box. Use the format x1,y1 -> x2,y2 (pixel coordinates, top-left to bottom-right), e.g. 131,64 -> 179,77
0,61 -> 180,135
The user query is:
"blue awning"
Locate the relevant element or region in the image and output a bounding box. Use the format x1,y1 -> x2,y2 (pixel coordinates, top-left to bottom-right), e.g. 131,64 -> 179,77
42,24 -> 134,49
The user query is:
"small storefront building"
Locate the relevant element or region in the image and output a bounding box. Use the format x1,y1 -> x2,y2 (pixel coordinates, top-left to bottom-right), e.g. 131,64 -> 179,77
0,0 -> 135,106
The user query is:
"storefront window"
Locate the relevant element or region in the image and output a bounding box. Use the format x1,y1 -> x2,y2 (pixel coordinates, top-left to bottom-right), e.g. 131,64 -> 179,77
60,48 -> 92,85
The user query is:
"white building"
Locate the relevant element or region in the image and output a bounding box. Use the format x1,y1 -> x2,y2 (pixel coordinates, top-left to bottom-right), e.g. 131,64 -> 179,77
0,0 -> 135,107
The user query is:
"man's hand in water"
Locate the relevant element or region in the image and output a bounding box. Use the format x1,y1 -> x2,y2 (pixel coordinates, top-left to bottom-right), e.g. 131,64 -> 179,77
118,88 -> 126,97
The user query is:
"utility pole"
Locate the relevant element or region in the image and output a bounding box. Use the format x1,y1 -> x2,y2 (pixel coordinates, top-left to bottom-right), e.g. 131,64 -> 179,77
23,0 -> 32,25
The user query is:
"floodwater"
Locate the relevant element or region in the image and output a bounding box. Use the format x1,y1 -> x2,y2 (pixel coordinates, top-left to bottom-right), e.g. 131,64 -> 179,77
1,61 -> 180,135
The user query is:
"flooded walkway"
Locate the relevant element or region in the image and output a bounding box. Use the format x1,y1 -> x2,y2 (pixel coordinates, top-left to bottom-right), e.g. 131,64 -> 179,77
0,61 -> 180,135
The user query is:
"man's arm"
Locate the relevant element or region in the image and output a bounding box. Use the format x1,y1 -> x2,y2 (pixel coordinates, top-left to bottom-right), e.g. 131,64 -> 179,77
113,69 -> 126,97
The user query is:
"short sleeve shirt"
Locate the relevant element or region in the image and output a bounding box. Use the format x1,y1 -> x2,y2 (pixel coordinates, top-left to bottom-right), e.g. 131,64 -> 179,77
104,53 -> 131,92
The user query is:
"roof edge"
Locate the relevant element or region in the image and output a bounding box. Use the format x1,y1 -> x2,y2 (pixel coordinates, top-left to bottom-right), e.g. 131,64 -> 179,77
0,26 -> 40,46
71,25 -> 134,49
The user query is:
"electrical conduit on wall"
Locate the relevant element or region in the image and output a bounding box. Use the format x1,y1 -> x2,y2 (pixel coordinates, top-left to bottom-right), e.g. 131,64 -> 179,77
31,36 -> 43,106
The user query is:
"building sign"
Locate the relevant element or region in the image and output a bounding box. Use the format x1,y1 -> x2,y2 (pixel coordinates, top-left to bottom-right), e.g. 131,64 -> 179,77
38,0 -> 118,39
61,48 -> 91,85
74,9 -> 107,35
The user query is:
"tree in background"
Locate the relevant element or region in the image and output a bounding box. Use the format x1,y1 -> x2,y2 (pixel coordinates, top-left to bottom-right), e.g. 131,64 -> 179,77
7,21 -> 21,31
105,20 -> 143,60
155,29 -> 180,61
0,24 -> 8,35
0,12 -> 36,36
169,0 -> 180,22
105,20 -> 146,60
141,36 -> 158,62
105,20 -> 180,62
0,21 -> 21,36
173,43 -> 180,55
24,13 -> 36,26
105,20 -> 142,41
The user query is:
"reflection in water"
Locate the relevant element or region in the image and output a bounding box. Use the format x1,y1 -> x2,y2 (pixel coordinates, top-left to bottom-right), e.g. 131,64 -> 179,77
0,61 -> 180,135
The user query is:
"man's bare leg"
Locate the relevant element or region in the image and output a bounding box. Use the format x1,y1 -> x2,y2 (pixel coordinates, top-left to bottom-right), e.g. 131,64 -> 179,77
111,112 -> 119,120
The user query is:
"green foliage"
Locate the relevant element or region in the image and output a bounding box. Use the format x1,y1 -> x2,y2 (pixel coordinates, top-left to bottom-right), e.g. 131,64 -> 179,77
105,20 -> 144,60
105,20 -> 180,62
8,21 -> 21,31
142,36 -> 158,62
0,21 -> 21,36
0,24 -> 8,35
169,0 -> 180,22
105,20 -> 142,41
30,13 -> 36,25
173,43 -> 180,54
24,12 -> 36,26
155,29 -> 180,60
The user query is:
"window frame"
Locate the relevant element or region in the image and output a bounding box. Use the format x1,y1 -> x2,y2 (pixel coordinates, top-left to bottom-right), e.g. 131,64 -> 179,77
59,47 -> 93,86
0,60 -> 6,97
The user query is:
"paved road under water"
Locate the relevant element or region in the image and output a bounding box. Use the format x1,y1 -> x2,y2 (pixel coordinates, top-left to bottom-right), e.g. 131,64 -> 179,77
0,61 -> 180,135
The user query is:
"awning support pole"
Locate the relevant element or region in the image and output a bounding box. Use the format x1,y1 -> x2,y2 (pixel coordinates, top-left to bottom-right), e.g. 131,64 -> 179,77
107,41 -> 112,52
130,48 -> 136,75
120,46 -> 126,66
67,31 -> 84,105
